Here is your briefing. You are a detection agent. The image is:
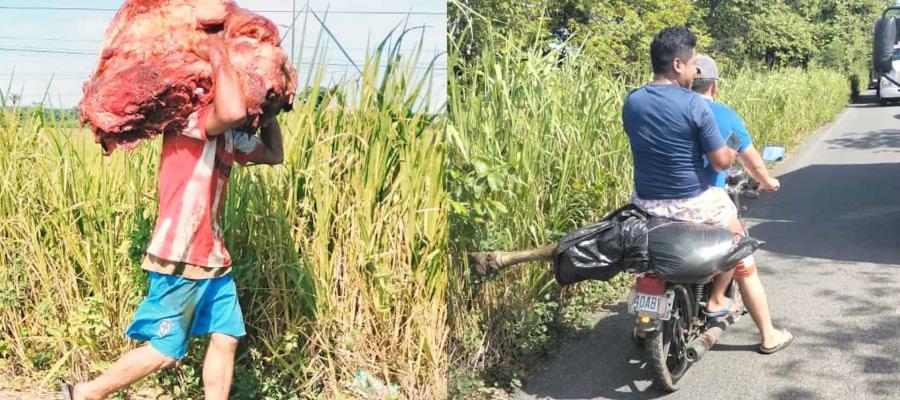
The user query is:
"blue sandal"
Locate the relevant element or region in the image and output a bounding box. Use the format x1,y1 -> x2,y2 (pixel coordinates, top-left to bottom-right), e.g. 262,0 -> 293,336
703,299 -> 739,318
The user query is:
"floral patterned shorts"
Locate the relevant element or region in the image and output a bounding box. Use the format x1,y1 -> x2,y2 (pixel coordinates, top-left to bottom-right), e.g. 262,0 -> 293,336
631,187 -> 757,276
630,187 -> 737,229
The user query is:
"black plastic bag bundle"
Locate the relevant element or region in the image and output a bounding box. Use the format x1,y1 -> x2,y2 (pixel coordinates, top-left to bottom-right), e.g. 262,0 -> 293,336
647,220 -> 764,283
553,205 -> 650,285
553,204 -> 765,286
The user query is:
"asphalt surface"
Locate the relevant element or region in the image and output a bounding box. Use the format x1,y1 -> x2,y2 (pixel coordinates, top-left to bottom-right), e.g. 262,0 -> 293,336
513,91 -> 900,400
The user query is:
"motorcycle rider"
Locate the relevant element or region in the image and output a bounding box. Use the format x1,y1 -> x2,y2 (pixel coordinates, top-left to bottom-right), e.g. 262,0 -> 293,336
692,54 -> 780,193
624,27 -> 793,354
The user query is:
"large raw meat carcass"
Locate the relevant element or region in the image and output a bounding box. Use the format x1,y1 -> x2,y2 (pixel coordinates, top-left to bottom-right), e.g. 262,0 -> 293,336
79,0 -> 298,154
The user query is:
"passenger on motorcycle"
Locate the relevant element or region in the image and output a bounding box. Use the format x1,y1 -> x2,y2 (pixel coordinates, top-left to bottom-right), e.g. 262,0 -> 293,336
622,27 -> 793,354
692,54 -> 780,193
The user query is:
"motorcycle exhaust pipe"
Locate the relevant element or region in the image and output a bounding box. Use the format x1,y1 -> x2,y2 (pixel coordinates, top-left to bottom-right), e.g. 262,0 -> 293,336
685,323 -> 727,362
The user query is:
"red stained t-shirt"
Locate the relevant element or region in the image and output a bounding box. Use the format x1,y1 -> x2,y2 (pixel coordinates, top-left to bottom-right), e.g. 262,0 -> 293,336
145,107 -> 263,268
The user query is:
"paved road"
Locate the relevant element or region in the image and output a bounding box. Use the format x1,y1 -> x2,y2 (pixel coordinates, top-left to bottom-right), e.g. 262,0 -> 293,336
513,91 -> 900,400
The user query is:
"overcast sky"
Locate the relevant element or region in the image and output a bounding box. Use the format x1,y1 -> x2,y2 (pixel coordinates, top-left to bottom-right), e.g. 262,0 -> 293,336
0,0 -> 446,109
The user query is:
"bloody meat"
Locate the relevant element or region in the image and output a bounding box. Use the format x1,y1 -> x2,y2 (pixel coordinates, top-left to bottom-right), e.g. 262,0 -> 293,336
79,0 -> 297,154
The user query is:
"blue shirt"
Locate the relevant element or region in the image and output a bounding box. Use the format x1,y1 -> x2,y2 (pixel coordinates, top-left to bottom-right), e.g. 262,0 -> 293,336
702,99 -> 752,188
622,84 -> 724,200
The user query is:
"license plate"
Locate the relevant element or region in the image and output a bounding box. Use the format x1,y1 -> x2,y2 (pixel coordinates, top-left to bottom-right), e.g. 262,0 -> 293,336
628,289 -> 673,320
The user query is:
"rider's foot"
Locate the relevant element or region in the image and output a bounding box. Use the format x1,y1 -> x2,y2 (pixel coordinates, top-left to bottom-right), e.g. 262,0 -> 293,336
759,328 -> 794,354
703,298 -> 742,318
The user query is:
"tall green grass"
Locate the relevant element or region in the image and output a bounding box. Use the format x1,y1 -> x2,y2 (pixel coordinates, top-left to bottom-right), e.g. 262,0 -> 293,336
447,26 -> 849,395
0,30 -> 447,398
716,68 -> 851,149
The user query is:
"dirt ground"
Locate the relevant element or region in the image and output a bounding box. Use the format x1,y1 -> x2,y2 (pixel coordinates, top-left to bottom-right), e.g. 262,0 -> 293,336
0,389 -> 157,399
1,379 -> 161,400
0,390 -> 54,400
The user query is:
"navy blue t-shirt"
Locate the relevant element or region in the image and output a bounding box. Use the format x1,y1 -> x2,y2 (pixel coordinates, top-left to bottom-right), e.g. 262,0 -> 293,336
622,84 -> 725,200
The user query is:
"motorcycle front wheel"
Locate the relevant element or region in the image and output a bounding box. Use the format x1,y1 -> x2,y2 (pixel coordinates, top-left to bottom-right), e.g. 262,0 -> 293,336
646,284 -> 693,392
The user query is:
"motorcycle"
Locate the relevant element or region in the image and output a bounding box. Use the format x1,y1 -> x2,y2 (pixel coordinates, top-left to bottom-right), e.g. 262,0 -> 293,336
627,145 -> 784,392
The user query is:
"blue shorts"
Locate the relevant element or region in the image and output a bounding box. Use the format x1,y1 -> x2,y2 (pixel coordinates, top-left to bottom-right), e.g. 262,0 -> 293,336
126,272 -> 246,360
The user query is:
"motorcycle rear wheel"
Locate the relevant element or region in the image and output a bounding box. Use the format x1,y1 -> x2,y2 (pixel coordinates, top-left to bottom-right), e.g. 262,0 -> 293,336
646,284 -> 693,392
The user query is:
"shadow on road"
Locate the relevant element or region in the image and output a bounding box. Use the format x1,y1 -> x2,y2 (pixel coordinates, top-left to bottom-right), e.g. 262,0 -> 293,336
848,92 -> 900,109
848,92 -> 888,108
746,162 -> 900,264
824,129 -> 900,151
742,157 -> 900,397
519,120 -> 900,399
518,303 -> 673,399
783,308 -> 900,397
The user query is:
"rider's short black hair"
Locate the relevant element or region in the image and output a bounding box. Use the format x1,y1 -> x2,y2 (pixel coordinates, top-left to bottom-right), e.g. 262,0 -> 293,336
650,27 -> 697,75
691,78 -> 716,94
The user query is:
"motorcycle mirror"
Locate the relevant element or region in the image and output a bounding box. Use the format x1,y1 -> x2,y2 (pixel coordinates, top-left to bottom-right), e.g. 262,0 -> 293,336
761,145 -> 785,162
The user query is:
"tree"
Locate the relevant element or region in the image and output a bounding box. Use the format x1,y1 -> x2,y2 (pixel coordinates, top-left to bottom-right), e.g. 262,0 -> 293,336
698,0 -> 889,69
797,0 -> 889,73
451,0 -> 708,73
564,0 -> 708,72
452,0 -> 893,74
745,3 -> 817,67
450,0 -> 560,63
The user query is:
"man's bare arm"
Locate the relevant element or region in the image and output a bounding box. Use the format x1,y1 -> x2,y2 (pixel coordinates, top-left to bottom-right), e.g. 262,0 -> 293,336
193,38 -> 247,137
706,146 -> 737,171
247,119 -> 284,165
738,145 -> 780,191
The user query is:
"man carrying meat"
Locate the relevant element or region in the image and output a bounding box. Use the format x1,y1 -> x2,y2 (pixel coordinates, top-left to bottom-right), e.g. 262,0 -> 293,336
63,36 -> 284,400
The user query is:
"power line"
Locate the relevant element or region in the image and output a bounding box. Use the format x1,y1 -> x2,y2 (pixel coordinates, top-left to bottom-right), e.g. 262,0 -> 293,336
0,46 -> 94,55
0,45 -> 96,53
0,73 -> 89,77
0,46 -> 446,69
0,6 -> 445,16
309,10 -> 361,74
0,41 -> 394,54
302,62 -> 447,71
0,9 -> 446,72
0,58 -> 445,72
0,38 -> 437,56
0,76 -> 87,80
8,91 -> 83,96
0,35 -> 102,43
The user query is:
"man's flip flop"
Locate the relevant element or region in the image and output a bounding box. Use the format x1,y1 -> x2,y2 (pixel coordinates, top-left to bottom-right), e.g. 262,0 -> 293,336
758,330 -> 794,354
703,299 -> 740,318
60,381 -> 74,400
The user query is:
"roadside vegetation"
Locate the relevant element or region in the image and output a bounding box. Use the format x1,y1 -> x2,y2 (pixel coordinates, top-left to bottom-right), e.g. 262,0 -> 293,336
447,0 -> 875,396
0,31 -> 447,399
